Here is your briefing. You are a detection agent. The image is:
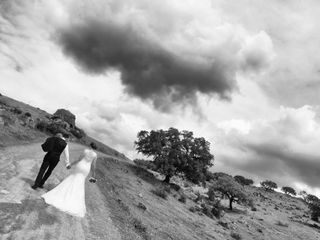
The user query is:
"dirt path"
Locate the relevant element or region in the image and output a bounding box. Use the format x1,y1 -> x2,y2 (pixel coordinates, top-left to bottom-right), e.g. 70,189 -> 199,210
0,142 -> 122,240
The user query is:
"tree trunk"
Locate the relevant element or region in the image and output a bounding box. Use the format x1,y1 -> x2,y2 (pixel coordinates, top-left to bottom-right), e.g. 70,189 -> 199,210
163,175 -> 171,183
229,197 -> 233,210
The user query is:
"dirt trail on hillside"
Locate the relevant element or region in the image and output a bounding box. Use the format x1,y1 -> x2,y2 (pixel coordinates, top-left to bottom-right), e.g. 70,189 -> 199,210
0,143 -> 122,240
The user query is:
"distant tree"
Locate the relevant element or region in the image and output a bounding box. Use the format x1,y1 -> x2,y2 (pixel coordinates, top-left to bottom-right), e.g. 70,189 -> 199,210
304,194 -> 320,222
208,175 -> 252,210
260,180 -> 278,191
281,186 -> 296,196
299,190 -> 308,201
306,194 -> 319,204
234,175 -> 254,186
206,171 -> 231,182
135,128 -> 214,184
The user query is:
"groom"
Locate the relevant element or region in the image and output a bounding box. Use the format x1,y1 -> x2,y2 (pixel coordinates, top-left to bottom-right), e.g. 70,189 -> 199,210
31,133 -> 71,189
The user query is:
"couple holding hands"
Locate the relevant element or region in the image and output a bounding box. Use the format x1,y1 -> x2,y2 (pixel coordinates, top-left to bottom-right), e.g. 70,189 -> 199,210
32,133 -> 98,218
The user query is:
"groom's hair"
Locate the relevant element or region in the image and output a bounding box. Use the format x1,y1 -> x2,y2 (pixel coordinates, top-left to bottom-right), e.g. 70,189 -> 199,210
90,142 -> 97,150
55,133 -> 63,138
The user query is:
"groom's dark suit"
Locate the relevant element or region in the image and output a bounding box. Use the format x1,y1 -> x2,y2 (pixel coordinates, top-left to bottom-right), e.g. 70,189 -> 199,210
32,136 -> 69,189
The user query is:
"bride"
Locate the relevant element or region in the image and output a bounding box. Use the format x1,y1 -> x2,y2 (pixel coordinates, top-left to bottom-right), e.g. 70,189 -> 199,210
42,142 -> 98,217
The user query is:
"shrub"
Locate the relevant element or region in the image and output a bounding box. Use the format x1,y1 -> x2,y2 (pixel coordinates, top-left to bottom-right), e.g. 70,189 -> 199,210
36,120 -> 49,131
12,107 -> 22,114
260,180 -> 277,191
281,186 -> 296,196
70,128 -> 84,139
24,112 -> 32,117
276,220 -> 289,227
1,113 -> 15,126
46,122 -> 68,135
189,206 -> 197,213
201,203 -> 214,218
230,232 -> 242,240
194,191 -> 205,203
132,218 -> 151,240
137,202 -> 147,211
178,193 -> 187,203
169,183 -> 181,191
211,200 -> 224,218
151,186 -> 168,199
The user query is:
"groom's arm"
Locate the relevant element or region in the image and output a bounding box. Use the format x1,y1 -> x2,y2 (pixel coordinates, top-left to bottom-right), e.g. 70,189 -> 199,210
64,144 -> 71,168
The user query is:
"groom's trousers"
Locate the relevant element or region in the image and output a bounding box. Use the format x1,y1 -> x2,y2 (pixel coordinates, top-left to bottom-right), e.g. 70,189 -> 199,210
34,153 -> 60,187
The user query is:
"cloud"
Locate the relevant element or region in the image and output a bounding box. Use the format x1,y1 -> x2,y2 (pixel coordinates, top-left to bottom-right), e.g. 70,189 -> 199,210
238,31 -> 275,73
57,19 -> 237,110
217,106 -> 320,190
53,0 -> 275,111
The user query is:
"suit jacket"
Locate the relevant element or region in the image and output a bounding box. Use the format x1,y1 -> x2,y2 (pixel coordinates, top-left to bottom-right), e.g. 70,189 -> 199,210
41,137 -> 67,162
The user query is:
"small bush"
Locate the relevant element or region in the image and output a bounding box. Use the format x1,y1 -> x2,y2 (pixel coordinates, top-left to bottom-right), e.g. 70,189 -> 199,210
24,112 -> 32,117
137,202 -> 147,211
194,191 -> 205,203
46,122 -> 68,135
151,187 -> 168,199
12,107 -> 22,114
36,120 -> 49,131
132,218 -> 149,239
211,200 -> 224,218
201,203 -> 214,218
218,220 -> 229,229
230,232 -> 242,240
189,206 -> 197,213
276,220 -> 289,227
178,193 -> 187,203
169,183 -> 181,191
70,128 -> 84,139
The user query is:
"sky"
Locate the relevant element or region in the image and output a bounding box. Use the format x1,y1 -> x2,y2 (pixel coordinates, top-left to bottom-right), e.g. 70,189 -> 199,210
1,0 -> 320,196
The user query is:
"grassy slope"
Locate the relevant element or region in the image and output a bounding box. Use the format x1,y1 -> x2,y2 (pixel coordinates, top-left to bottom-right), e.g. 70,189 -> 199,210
1,93 -> 320,240
96,157 -> 320,240
0,94 -> 123,157
0,94 -> 48,147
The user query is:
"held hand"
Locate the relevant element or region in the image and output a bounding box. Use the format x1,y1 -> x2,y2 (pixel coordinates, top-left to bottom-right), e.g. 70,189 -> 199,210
89,177 -> 97,183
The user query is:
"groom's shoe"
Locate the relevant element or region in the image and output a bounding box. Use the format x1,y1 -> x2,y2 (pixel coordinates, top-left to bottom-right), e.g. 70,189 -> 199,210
38,185 -> 44,189
31,185 -> 38,190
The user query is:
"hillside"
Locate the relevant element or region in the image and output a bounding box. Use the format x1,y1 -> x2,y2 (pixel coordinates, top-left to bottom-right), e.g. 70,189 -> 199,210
0,93 -> 125,158
1,94 -> 320,240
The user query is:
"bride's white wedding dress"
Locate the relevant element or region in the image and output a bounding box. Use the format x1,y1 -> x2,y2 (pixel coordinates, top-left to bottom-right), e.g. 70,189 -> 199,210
42,149 -> 97,217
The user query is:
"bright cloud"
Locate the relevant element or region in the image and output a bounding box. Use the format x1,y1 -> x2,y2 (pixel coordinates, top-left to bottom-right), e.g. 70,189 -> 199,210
1,0 -> 320,196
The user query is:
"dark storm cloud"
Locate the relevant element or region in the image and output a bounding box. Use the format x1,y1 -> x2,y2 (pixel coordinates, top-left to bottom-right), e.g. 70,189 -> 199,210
57,20 -> 237,109
231,141 -> 320,189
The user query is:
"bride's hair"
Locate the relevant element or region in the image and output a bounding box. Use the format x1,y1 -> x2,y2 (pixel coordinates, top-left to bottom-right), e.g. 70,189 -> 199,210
90,142 -> 97,150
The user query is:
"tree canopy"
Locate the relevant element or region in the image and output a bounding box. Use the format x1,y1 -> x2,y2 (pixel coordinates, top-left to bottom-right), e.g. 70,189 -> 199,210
281,186 -> 296,196
260,180 -> 277,191
208,175 -> 252,210
135,128 -> 214,184
234,175 -> 254,186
